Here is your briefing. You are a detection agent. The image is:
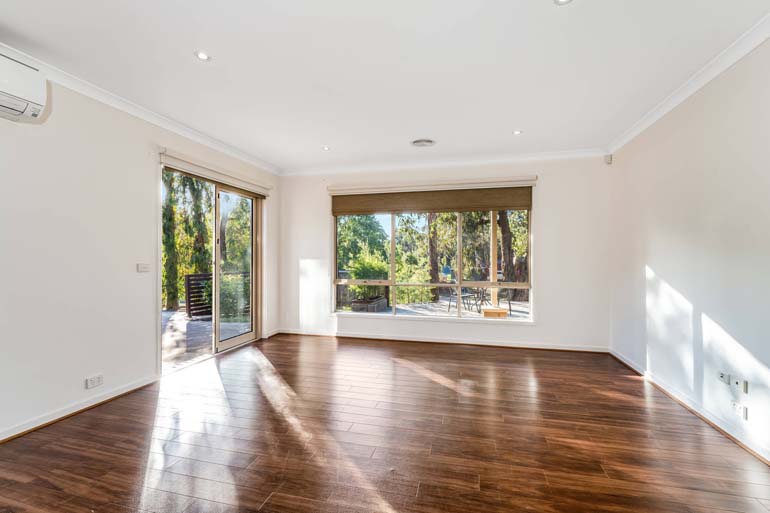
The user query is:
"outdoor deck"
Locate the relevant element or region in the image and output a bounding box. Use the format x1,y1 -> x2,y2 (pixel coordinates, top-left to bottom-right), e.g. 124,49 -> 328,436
342,298 -> 530,319
163,297 -> 529,373
161,309 -> 251,373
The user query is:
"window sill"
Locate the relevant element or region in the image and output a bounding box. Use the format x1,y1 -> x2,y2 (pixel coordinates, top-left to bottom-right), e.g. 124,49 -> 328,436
333,311 -> 535,326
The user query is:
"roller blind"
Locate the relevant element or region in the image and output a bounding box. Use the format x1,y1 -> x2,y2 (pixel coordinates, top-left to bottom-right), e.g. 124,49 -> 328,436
160,150 -> 271,198
332,186 -> 532,216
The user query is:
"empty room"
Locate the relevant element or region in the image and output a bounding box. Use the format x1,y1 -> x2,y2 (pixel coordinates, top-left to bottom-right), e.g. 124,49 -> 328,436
1,1 -> 770,512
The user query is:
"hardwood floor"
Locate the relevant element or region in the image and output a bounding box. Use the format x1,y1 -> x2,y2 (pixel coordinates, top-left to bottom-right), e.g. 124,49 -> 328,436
1,334 -> 769,513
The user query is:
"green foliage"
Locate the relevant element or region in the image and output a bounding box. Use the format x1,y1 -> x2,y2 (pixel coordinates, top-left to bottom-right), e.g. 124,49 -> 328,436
349,244 -> 388,299
462,211 -> 491,281
161,170 -> 214,311
497,209 -> 529,284
161,173 -> 256,317
395,214 -> 430,303
394,212 -> 456,303
335,209 -> 530,307
506,210 -> 529,259
395,213 -> 455,281
217,196 -> 253,318
336,215 -> 389,274
222,197 -> 252,274
219,273 -> 250,319
180,176 -> 213,274
161,171 -> 180,309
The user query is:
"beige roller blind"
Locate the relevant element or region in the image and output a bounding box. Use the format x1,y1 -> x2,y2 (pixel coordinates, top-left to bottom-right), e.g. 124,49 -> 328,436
332,186 -> 532,216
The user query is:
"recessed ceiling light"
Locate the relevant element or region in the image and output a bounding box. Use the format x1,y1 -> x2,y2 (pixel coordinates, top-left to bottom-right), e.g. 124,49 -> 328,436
411,139 -> 436,147
513,130 -> 524,136
195,51 -> 211,61
554,0 -> 573,5
322,145 -> 330,151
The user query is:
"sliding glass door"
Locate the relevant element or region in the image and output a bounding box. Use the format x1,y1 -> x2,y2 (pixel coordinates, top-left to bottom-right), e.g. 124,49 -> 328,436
214,186 -> 258,351
161,167 -> 261,372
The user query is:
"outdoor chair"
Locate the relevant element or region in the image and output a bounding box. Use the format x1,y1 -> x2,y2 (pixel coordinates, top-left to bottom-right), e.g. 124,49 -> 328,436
472,288 -> 492,312
447,288 -> 474,312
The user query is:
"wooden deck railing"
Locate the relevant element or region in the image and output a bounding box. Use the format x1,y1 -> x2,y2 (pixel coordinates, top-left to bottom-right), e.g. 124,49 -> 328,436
185,273 -> 212,318
184,272 -> 251,319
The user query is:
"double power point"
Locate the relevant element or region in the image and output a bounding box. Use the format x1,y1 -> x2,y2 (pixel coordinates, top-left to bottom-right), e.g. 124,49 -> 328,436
720,371 -> 749,420
85,374 -> 104,390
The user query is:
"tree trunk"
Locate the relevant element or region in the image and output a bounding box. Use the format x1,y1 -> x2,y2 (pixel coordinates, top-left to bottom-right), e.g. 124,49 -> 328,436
428,213 -> 440,301
513,256 -> 529,301
497,211 -> 515,282
162,172 -> 179,310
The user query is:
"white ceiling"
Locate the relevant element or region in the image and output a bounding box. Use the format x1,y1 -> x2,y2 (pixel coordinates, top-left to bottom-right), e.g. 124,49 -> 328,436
1,1 -> 769,174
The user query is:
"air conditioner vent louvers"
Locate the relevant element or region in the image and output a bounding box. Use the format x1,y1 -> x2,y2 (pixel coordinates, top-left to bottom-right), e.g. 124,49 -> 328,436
0,53 -> 47,123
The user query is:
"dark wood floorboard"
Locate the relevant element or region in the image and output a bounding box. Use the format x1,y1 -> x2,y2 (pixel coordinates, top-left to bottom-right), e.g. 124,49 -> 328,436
1,334 -> 769,512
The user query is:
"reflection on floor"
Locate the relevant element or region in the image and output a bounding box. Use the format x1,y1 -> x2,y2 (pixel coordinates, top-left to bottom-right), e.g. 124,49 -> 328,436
1,334 -> 768,512
161,309 -> 252,373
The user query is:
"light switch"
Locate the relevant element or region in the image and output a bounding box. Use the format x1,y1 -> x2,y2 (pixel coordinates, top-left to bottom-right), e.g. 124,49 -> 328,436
136,263 -> 151,273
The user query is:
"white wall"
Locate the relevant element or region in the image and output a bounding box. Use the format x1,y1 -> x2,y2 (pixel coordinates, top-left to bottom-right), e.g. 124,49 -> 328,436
279,159 -> 612,351
0,83 -> 279,440
609,39 -> 770,460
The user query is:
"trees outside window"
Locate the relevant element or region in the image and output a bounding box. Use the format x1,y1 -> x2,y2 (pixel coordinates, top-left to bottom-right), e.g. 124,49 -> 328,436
395,212 -> 456,303
462,211 -> 491,282
497,210 -> 529,301
161,169 -> 215,312
334,209 -> 531,319
336,215 -> 389,279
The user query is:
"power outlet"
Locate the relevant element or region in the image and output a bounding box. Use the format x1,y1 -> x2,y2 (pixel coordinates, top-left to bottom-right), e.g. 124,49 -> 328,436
730,376 -> 749,395
730,400 -> 748,421
85,374 -> 104,390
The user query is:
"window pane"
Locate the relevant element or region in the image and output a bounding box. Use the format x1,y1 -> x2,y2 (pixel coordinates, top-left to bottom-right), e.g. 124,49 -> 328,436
336,214 -> 391,280
219,192 -> 253,341
336,284 -> 391,313
462,211 -> 491,281
496,210 -> 529,283
395,212 -> 457,284
458,287 -> 530,319
394,286 -> 457,317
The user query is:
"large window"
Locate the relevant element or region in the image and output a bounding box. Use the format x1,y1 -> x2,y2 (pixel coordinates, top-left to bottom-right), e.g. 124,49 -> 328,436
333,186 -> 532,320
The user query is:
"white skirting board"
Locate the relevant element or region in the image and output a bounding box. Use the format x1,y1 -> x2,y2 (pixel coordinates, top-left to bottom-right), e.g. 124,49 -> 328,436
610,349 -> 770,464
272,328 -> 607,352
0,374 -> 158,443
609,348 -> 646,375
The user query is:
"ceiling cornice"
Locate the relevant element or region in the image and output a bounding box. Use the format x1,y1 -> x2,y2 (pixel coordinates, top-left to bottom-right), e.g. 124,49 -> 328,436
4,9 -> 770,176
0,42 -> 283,176
282,148 -> 606,177
607,11 -> 770,155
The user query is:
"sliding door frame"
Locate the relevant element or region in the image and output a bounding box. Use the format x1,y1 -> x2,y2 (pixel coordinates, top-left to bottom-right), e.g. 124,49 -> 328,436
159,165 -> 263,364
214,183 -> 262,352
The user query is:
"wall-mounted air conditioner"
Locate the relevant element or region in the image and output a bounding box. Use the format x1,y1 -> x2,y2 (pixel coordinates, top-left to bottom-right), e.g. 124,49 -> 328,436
0,52 -> 47,122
